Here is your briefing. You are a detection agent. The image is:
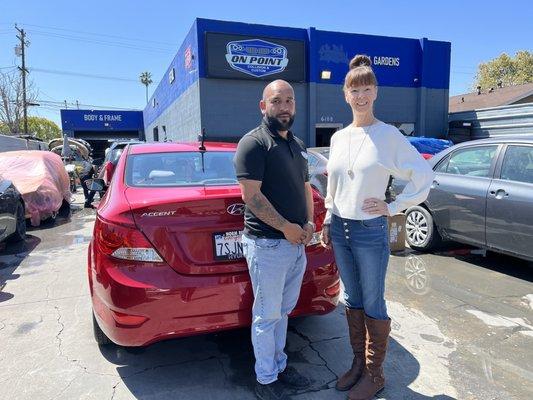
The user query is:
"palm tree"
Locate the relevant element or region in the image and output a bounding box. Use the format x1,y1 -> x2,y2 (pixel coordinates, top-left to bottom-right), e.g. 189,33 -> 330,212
139,71 -> 153,104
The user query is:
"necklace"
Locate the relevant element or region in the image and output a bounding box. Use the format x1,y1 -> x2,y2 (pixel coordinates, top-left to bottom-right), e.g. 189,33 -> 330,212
347,122 -> 375,178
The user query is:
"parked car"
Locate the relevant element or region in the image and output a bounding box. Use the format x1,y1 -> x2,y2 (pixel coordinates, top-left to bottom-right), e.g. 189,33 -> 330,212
0,151 -> 71,226
307,147 -> 329,197
397,135 -> 533,261
98,140 -> 144,186
87,141 -> 340,347
0,176 -> 26,244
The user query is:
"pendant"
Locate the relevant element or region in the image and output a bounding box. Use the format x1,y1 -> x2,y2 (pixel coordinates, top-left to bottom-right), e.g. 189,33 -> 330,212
347,170 -> 354,178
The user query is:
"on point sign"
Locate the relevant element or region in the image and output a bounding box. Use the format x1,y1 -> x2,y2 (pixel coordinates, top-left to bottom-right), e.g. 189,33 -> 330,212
225,39 -> 289,78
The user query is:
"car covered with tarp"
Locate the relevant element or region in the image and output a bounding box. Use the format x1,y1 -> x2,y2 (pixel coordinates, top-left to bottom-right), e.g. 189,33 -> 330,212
406,137 -> 453,158
0,151 -> 70,226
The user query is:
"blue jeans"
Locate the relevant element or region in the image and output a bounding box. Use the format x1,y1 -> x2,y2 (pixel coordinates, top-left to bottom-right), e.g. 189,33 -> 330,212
242,234 -> 307,384
330,214 -> 390,320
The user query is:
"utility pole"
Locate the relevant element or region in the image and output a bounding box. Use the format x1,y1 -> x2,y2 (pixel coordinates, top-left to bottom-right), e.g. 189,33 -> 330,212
15,25 -> 29,135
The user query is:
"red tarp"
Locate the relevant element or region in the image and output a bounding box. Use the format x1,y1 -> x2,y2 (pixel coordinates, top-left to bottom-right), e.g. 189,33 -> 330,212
0,151 -> 70,226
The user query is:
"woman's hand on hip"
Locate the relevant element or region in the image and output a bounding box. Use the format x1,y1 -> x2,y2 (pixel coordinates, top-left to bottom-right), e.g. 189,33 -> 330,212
362,198 -> 390,216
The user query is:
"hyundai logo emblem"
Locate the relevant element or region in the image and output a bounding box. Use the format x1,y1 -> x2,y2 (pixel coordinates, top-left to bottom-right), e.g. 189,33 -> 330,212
227,203 -> 245,215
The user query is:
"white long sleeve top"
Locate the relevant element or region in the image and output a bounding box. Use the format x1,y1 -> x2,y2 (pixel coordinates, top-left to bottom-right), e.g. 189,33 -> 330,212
323,120 -> 435,224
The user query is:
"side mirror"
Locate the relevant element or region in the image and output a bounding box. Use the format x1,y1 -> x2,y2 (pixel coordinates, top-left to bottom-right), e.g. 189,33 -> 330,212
86,178 -> 106,192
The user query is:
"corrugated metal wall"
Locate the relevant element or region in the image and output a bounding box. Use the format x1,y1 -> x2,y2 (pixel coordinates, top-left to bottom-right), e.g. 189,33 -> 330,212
0,134 -> 48,152
449,103 -> 533,143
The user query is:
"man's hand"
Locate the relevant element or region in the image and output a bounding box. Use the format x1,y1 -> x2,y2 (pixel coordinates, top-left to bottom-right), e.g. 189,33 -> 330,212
320,224 -> 331,248
302,223 -> 314,245
281,222 -> 307,245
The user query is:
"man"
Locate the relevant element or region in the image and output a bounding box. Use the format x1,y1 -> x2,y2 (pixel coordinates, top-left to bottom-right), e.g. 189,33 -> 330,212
79,156 -> 96,208
233,80 -> 315,400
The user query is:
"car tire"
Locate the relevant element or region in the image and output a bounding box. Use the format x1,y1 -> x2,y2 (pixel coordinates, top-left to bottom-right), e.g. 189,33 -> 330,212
92,312 -> 113,346
405,206 -> 442,251
7,202 -> 26,243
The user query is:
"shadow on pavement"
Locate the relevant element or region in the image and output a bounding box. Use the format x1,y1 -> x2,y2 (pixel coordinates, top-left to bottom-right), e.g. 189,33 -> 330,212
96,320 -> 456,399
0,234 -> 41,303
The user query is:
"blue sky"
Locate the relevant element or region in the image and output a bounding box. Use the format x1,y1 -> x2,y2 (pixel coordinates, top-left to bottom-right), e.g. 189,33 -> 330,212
1,0 -> 531,127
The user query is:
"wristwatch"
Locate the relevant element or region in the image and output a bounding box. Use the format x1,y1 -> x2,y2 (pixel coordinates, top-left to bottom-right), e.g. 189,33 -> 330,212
305,221 -> 316,231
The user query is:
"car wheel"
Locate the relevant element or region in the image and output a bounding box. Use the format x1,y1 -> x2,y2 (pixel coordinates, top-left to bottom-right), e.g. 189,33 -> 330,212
405,206 -> 442,251
92,312 -> 113,346
7,202 -> 26,243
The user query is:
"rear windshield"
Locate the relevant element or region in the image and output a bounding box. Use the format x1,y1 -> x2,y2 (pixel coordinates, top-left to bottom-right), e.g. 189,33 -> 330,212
317,149 -> 330,159
125,151 -> 237,187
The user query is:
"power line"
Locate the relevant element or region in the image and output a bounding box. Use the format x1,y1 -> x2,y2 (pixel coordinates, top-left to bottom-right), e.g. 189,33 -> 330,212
8,97 -> 142,111
30,67 -> 139,83
20,22 -> 177,47
27,29 -> 173,54
36,99 -> 141,111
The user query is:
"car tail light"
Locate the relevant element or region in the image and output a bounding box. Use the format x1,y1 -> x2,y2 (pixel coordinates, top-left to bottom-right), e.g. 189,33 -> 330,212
95,216 -> 163,263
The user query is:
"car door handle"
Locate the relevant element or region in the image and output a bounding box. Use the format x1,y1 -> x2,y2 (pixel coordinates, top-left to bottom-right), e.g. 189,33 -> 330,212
489,189 -> 509,198
431,180 -> 439,188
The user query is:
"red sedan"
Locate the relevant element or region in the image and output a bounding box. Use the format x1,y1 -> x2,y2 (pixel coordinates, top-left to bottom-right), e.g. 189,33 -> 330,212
88,141 -> 340,347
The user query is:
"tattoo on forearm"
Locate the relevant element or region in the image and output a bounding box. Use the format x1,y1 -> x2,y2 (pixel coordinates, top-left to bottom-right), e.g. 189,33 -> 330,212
248,192 -> 287,230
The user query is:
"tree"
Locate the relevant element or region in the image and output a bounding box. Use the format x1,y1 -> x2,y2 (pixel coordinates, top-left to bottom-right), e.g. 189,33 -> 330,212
474,51 -> 533,90
0,116 -> 61,141
27,116 -> 62,141
139,71 -> 153,104
0,70 -> 38,134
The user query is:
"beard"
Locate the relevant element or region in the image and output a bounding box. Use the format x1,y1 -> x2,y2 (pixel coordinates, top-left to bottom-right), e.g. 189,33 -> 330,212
264,112 -> 295,132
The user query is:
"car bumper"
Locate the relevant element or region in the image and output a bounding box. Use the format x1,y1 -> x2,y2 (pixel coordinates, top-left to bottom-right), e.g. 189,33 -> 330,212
89,243 -> 340,347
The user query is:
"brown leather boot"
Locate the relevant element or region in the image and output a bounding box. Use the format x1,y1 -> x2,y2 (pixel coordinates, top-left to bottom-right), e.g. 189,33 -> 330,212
336,308 -> 366,391
348,316 -> 391,400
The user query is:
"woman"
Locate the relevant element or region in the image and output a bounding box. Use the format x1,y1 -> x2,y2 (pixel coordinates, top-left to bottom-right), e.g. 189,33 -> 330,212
321,55 -> 434,400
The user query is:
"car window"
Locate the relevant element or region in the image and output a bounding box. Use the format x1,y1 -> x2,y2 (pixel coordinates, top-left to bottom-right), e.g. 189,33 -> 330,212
307,153 -> 319,167
317,149 -> 330,159
110,148 -> 124,164
434,154 -> 451,173
500,145 -> 533,184
445,145 -> 497,178
126,151 -> 238,187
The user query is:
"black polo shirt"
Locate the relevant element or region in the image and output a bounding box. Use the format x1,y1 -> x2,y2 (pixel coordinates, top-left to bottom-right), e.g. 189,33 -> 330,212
233,121 -> 309,239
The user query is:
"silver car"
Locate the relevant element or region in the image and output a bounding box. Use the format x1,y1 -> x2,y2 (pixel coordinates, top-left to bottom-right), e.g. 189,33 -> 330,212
400,135 -> 533,261
307,147 -> 329,197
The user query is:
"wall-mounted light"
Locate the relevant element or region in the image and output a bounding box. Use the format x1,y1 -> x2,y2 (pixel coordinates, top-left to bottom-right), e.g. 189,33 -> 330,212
321,70 -> 331,80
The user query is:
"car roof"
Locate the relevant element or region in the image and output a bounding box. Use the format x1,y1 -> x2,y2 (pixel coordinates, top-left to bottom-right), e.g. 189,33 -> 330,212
454,135 -> 533,147
109,140 -> 144,149
127,141 -> 238,155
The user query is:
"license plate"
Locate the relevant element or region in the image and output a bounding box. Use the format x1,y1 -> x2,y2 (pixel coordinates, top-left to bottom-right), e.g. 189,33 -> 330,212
213,230 -> 244,261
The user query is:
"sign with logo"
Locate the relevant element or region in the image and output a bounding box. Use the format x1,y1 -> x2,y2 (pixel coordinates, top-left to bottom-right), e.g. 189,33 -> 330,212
225,39 -> 288,78
206,33 -> 305,81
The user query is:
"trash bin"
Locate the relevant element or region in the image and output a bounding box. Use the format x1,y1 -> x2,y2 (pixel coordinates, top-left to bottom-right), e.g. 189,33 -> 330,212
388,214 -> 406,253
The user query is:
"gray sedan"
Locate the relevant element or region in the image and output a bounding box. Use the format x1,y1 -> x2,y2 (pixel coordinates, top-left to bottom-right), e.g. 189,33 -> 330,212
398,135 -> 533,262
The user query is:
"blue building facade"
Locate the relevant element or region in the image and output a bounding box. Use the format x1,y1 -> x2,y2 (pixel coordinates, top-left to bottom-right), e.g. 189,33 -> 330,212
60,109 -> 144,160
144,18 -> 451,145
